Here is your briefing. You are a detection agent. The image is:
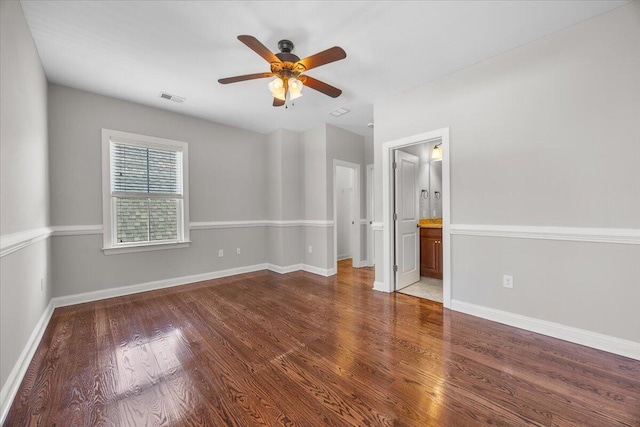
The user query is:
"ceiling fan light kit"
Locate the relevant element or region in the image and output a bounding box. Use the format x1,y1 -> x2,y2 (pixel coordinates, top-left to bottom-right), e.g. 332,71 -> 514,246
218,35 -> 346,107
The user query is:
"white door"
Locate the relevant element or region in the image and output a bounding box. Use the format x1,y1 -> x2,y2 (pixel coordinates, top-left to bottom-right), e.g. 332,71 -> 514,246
394,150 -> 420,289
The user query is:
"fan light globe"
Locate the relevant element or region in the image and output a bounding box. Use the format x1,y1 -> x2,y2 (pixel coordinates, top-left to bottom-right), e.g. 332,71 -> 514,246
268,77 -> 284,93
268,77 -> 286,101
289,77 -> 303,100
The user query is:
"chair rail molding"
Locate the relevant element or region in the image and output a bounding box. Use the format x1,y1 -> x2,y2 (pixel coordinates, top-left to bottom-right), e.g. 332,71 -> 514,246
0,227 -> 53,257
450,224 -> 640,245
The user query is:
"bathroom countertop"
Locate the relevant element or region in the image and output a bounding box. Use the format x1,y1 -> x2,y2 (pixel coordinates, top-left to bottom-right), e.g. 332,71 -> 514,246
420,223 -> 443,229
419,218 -> 442,229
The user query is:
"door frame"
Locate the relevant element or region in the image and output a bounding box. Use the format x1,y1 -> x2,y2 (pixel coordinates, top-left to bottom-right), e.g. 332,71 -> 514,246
382,128 -> 451,307
333,160 -> 361,272
366,164 -> 374,267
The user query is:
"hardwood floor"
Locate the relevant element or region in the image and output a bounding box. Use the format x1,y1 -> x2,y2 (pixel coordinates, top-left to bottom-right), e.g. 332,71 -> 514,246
5,260 -> 640,426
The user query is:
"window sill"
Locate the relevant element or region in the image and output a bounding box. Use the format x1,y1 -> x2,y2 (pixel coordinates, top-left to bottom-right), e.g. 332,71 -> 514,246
103,241 -> 191,255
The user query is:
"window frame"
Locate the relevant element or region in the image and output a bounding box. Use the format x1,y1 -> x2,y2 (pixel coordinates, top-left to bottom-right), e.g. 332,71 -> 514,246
101,129 -> 190,255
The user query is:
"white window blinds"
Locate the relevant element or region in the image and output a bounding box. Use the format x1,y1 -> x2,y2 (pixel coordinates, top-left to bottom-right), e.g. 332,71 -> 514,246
111,142 -> 183,196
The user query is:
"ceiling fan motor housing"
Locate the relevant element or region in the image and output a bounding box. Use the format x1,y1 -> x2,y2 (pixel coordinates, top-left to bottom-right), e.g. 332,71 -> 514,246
278,39 -> 294,53
274,39 -> 301,69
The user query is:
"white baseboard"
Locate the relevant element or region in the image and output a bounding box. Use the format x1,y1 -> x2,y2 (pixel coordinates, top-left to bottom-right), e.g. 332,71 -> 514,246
0,300 -> 54,425
350,259 -> 364,268
373,281 -> 388,292
267,263 -> 337,277
451,300 -> 640,361
53,262 -> 337,309
267,263 -> 303,274
53,263 -> 268,307
302,264 -> 336,277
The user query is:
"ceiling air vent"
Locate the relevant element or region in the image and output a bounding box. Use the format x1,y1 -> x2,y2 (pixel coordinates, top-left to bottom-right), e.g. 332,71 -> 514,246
330,107 -> 350,117
159,92 -> 186,103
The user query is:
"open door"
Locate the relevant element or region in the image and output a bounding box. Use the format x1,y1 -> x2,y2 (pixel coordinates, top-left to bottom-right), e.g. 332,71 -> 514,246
394,149 -> 420,289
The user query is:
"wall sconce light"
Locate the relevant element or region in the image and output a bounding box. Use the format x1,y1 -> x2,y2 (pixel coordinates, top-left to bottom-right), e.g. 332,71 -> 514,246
432,143 -> 443,161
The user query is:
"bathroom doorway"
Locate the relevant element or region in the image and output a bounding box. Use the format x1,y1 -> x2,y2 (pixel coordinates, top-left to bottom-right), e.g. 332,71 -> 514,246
381,128 -> 451,307
394,141 -> 443,303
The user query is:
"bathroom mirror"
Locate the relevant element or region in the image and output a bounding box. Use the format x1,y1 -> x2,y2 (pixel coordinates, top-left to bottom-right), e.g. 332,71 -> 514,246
397,140 -> 443,219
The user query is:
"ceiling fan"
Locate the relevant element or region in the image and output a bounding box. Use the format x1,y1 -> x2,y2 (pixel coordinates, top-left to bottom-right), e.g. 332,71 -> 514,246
218,35 -> 346,107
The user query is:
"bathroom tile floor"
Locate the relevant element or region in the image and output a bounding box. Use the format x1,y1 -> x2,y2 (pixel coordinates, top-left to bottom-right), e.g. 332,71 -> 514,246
398,276 -> 443,303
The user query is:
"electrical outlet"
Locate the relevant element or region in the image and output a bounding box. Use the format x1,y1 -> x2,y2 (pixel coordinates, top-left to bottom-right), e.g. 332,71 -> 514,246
503,275 -> 514,289
236,248 -> 241,255
218,249 -> 224,257
308,245 -> 312,253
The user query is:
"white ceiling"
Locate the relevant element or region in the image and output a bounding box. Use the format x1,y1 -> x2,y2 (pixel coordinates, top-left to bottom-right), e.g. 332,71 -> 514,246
20,1 -> 626,137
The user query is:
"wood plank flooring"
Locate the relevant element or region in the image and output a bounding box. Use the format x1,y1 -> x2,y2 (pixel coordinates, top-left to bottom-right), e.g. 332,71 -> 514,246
5,260 -> 640,426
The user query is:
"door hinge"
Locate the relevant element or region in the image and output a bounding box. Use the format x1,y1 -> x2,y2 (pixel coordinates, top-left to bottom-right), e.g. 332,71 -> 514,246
393,213 -> 398,221
393,265 -> 398,272
393,161 -> 397,170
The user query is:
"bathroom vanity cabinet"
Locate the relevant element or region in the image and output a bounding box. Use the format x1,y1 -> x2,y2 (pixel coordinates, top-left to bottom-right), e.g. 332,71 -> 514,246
420,227 -> 443,279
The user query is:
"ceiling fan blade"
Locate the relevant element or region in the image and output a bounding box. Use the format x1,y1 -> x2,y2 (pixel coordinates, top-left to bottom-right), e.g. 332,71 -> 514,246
295,46 -> 346,72
300,75 -> 342,98
237,35 -> 281,64
218,72 -> 273,84
273,98 -> 285,107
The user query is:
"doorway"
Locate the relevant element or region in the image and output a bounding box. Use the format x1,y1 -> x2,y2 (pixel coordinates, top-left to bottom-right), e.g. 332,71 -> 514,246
381,128 -> 451,308
333,160 -> 361,272
394,141 -> 444,303
336,165 -> 355,262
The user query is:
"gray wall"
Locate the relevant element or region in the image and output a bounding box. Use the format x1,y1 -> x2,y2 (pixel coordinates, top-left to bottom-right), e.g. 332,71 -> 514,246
49,85 -> 267,225
301,126 -> 330,268
374,2 -> 640,342
48,84 -> 269,296
302,126 -> 327,220
266,129 -> 303,267
364,134 -> 374,166
48,87 -> 370,287
0,0 -> 52,392
52,229 -> 267,296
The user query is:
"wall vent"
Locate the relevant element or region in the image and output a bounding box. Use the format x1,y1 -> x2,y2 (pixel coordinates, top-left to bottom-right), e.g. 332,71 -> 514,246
159,92 -> 186,103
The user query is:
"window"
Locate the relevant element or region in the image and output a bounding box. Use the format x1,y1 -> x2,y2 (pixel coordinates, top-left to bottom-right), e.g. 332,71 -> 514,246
102,129 -> 190,254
